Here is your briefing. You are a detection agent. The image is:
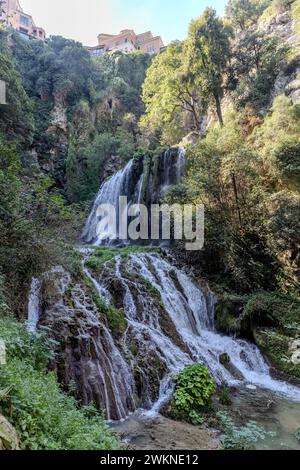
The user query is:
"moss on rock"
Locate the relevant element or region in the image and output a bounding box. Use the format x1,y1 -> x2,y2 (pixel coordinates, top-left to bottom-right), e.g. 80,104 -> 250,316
254,327 -> 300,381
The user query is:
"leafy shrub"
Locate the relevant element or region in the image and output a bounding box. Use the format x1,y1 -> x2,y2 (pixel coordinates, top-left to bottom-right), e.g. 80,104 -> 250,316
171,364 -> 216,424
217,412 -> 275,450
0,316 -> 55,371
0,359 -> 120,450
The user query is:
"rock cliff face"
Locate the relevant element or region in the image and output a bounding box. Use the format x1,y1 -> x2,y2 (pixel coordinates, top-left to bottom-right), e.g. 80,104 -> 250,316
259,5 -> 300,103
28,246 -> 300,423
203,3 -> 300,131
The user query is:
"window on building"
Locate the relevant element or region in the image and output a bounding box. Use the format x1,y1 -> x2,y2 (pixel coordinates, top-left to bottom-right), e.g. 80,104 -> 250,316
20,15 -> 30,27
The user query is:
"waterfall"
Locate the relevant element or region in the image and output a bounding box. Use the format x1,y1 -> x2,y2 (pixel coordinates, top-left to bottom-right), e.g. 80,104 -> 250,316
82,149 -> 185,246
27,278 -> 41,334
70,281 -> 136,421
82,159 -> 136,245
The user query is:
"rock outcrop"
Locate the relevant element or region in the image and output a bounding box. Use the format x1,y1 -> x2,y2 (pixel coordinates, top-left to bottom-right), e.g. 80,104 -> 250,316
0,415 -> 19,451
37,266 -> 135,421
259,3 -> 300,103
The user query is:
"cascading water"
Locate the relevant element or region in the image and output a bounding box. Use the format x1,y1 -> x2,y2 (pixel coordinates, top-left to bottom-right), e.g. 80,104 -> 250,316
27,278 -> 41,334
82,159 -> 136,245
89,252 -> 300,415
82,148 -> 185,246
70,282 -> 136,421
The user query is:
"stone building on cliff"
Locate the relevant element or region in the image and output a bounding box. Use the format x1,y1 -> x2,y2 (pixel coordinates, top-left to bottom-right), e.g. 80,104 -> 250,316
88,29 -> 164,56
0,0 -> 45,40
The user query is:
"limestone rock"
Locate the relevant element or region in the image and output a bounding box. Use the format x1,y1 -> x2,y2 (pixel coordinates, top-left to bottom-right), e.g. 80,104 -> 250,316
289,339 -> 300,353
38,266 -> 135,421
102,155 -> 124,181
0,415 -> 19,450
291,350 -> 300,366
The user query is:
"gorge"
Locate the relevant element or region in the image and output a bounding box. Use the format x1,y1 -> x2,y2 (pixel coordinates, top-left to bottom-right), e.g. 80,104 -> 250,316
28,148 -> 300,428
1,0 -> 300,452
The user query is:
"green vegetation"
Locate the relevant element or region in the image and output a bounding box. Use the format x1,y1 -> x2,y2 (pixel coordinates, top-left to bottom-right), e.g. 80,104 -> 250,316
140,1 -> 300,384
242,291 -> 300,330
217,411 -> 274,450
86,246 -> 161,271
186,8 -> 232,127
218,386 -> 233,406
259,0 -> 293,23
1,31 -> 150,203
292,0 -> 300,35
0,317 -> 119,450
226,0 -> 272,30
82,273 -> 127,337
215,290 -> 300,379
172,96 -> 300,293
170,364 -> 216,424
140,41 -> 203,145
230,31 -> 287,111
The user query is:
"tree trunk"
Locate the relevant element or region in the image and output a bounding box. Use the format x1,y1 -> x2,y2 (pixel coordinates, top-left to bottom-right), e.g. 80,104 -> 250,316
214,93 -> 223,127
231,172 -> 242,228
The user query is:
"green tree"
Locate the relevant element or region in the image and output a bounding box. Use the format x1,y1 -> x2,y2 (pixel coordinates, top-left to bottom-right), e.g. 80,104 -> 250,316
0,37 -> 34,143
225,0 -> 271,30
140,41 -> 205,145
186,8 -> 232,126
229,31 -> 287,110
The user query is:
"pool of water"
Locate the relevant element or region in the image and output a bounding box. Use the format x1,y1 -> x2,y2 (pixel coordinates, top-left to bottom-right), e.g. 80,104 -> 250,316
228,387 -> 300,450
111,387 -> 300,450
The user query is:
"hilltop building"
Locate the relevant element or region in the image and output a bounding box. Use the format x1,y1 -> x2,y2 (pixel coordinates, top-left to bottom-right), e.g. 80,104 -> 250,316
0,0 -> 45,40
88,29 -> 164,56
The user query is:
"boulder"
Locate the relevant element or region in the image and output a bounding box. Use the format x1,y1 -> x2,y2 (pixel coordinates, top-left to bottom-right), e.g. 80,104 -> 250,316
289,339 -> 300,353
291,350 -> 300,366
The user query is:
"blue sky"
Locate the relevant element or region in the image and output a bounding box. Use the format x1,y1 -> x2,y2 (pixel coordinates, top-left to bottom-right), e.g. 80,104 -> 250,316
21,0 -> 228,46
